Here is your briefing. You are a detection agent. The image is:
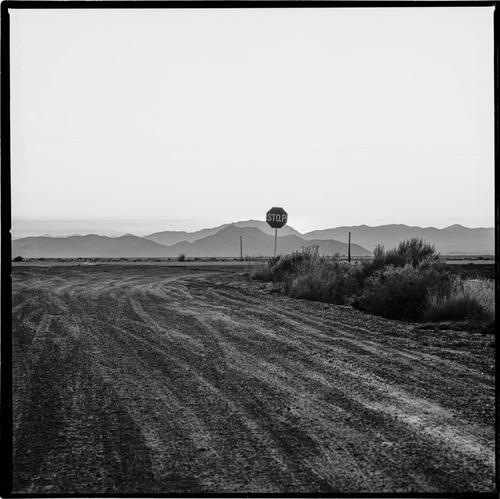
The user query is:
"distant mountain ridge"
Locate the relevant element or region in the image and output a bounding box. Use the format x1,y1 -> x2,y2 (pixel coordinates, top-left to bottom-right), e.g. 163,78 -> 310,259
145,220 -> 300,246
12,220 -> 494,258
303,224 -> 494,255
12,234 -> 173,258
161,225 -> 369,258
12,225 -> 370,258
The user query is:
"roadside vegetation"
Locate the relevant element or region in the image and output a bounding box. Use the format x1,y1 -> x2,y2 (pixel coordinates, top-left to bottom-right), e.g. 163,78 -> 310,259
250,238 -> 495,328
424,278 -> 495,323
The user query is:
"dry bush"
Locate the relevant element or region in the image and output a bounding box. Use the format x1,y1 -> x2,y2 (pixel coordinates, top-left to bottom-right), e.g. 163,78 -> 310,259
249,262 -> 275,281
249,247 -> 318,282
360,238 -> 441,280
425,277 -> 494,323
463,279 -> 495,320
247,240 -> 492,327
250,247 -> 358,304
287,258 -> 358,304
385,238 -> 439,267
353,263 -> 449,321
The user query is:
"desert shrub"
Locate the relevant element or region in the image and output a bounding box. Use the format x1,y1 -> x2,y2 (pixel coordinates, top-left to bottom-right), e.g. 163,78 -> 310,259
424,277 -> 494,322
287,258 -> 358,304
385,238 -> 439,267
353,262 -> 450,321
177,253 -> 186,262
463,279 -> 495,321
271,246 -> 318,279
250,247 -> 359,304
249,247 -> 319,283
250,262 -> 275,281
360,238 -> 440,281
13,255 -> 24,262
372,243 -> 387,268
249,240 -> 463,324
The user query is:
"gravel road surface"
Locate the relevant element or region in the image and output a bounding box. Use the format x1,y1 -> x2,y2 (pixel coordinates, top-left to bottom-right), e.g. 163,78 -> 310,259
11,265 -> 496,493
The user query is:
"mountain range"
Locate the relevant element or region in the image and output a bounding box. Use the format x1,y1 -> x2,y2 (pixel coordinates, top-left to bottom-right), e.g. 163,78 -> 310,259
12,221 -> 494,258
158,226 -> 368,258
145,220 -> 301,246
303,224 -> 494,256
11,234 -> 172,258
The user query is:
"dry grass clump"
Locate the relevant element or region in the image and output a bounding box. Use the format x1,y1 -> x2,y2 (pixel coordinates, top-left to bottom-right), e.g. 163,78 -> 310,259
358,238 -> 443,281
286,256 -> 357,305
250,262 -> 275,281
425,277 -> 494,323
250,247 -> 318,282
250,246 -> 359,305
463,279 -> 495,320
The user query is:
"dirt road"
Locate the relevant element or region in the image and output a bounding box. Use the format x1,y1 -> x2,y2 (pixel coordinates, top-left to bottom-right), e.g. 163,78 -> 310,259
11,265 -> 496,493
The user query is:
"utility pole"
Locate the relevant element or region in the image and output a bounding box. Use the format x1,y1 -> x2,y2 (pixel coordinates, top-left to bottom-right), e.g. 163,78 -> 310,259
240,236 -> 243,261
348,231 -> 351,263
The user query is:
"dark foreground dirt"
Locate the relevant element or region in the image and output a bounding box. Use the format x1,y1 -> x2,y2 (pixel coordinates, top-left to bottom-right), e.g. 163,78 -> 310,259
12,265 -> 496,494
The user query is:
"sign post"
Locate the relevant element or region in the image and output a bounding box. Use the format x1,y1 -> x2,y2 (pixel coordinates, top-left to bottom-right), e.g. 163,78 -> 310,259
266,207 -> 288,257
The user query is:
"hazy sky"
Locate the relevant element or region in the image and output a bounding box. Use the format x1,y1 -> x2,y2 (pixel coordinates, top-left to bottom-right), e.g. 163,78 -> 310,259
10,7 -> 494,234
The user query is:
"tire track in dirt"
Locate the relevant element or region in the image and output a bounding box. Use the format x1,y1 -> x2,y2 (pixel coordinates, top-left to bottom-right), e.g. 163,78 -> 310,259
11,265 -> 496,493
190,279 -> 494,426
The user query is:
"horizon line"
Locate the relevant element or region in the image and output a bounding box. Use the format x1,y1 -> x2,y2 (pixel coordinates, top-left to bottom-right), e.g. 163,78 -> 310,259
11,220 -> 496,240
11,219 -> 496,230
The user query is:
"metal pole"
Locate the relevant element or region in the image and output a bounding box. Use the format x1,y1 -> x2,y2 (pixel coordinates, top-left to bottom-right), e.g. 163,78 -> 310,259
348,231 -> 351,263
274,228 -> 277,257
240,236 -> 243,261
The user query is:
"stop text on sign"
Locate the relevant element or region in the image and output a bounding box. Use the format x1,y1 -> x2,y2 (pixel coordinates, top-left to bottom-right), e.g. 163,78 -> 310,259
266,207 -> 288,229
267,213 -> 287,223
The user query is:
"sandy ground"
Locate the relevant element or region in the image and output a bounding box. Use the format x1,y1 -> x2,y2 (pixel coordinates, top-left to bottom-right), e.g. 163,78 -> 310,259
11,265 -> 496,494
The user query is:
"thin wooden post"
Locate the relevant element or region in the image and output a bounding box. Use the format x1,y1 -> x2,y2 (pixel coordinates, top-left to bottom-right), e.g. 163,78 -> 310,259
348,231 -> 351,263
240,236 -> 243,261
274,228 -> 277,257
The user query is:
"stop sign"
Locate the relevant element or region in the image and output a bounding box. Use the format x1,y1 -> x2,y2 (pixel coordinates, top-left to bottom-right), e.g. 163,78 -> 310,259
266,207 -> 288,229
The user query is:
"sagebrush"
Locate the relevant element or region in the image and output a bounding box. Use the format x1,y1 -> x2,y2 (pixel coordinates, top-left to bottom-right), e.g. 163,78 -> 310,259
424,277 -> 494,322
249,238 -> 494,324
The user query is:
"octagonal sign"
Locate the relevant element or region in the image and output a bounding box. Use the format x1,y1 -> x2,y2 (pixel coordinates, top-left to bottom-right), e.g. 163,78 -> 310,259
266,207 -> 288,229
